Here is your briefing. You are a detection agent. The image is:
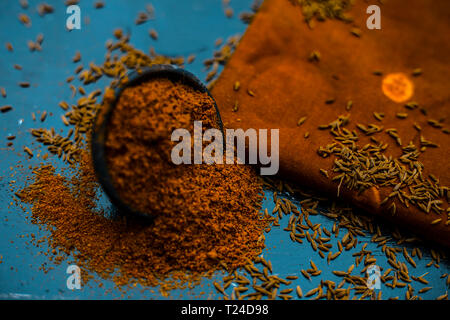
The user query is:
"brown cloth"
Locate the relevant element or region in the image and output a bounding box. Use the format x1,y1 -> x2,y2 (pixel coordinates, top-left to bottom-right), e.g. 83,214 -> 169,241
211,0 -> 450,247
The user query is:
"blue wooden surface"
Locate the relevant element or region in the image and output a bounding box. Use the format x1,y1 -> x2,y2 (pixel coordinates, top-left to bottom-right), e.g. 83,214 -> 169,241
0,0 -> 448,299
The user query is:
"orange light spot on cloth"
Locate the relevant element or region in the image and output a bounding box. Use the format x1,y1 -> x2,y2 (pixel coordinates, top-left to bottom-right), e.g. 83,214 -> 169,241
382,73 -> 414,103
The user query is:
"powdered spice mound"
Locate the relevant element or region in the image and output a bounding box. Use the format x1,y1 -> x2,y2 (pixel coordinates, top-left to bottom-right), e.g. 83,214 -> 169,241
19,150 -> 267,290
105,78 -> 218,216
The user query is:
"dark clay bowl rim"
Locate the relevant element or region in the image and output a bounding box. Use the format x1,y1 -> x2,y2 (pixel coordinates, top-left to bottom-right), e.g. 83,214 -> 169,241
91,64 -> 224,220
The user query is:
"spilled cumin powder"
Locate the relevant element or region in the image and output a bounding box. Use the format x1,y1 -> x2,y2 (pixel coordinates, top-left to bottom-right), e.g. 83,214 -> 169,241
17,79 -> 268,292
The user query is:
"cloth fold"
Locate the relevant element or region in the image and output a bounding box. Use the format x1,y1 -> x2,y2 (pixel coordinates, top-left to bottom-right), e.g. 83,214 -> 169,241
211,0 -> 450,247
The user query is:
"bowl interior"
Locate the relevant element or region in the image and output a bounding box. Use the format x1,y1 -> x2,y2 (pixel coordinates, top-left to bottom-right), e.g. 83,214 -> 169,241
91,64 -> 223,220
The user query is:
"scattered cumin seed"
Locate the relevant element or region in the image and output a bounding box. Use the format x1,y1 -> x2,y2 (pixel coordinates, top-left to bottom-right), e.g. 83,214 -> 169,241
40,111 -> 47,122
37,3 -> 54,16
437,293 -> 448,300
301,269 -> 311,280
19,82 -> 30,88
0,105 -> 13,113
427,119 -> 443,128
225,7 -> 233,18
412,68 -> 422,77
346,100 -> 353,110
232,101 -> 238,112
319,169 -> 329,178
296,285 -> 303,298
240,12 -> 254,24
94,1 -> 104,9
297,116 -> 307,126
36,33 -> 44,45
59,101 -> 69,111
20,0 -> 28,9
135,12 -> 149,25
149,29 -> 158,40
5,42 -> 13,52
405,101 -> 418,110
65,0 -> 79,6
305,287 -> 319,297
213,282 -> 225,295
280,288 -> 294,294
72,51 -> 81,63
24,146 -> 33,158
186,55 -> 195,64
413,123 -> 422,131
61,115 -> 69,126
113,29 -> 123,39
74,65 -> 83,74
146,4 -> 155,17
373,112 -> 384,121
418,287 -> 432,294
18,13 -> 31,27
27,40 -> 36,52
350,28 -> 361,37
69,84 -> 76,98
308,50 -> 321,62
430,218 -> 442,225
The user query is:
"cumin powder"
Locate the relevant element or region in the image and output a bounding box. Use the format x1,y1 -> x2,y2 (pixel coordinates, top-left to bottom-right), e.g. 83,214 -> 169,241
105,77 -> 219,216
18,71 -> 268,292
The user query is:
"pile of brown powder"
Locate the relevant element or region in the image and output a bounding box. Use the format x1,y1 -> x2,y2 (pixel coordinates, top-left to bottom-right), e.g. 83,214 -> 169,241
18,151 -> 268,292
17,77 -> 268,293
